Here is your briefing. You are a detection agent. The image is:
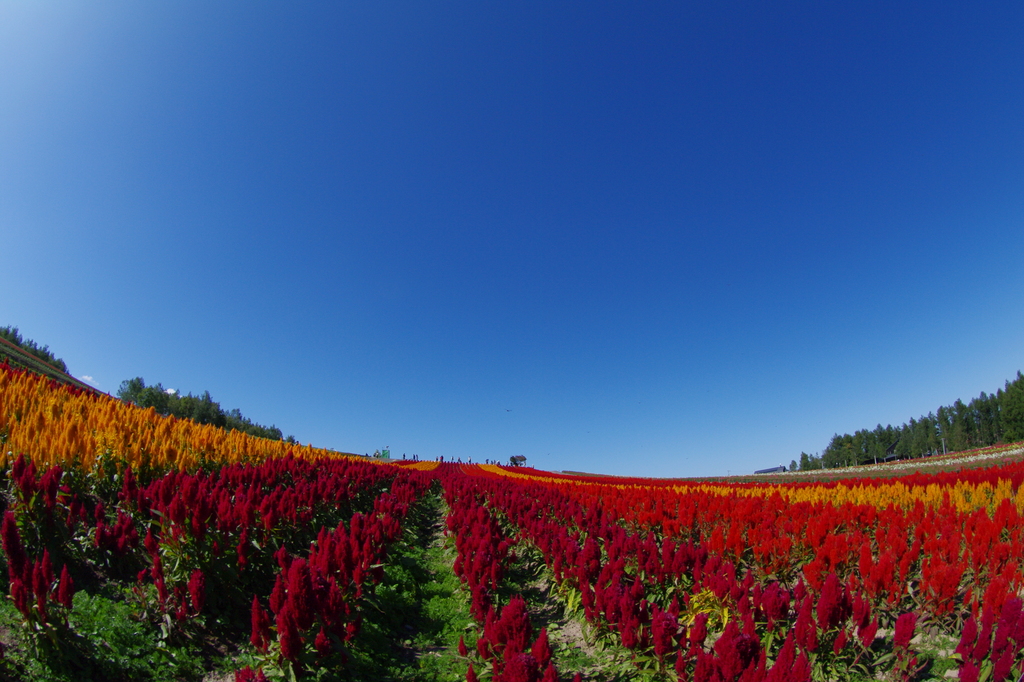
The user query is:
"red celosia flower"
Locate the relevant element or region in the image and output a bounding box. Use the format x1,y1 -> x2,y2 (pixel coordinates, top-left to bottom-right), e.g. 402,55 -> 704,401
972,604 -> 996,662
345,617 -> 360,642
314,627 -> 331,656
10,577 -> 29,617
67,497 -> 83,527
458,635 -> 469,657
790,651 -> 812,681
236,527 -> 250,569
188,569 -> 206,615
958,662 -> 980,682
496,596 -> 533,654
893,612 -> 917,649
118,465 -> 136,505
760,582 -> 790,629
793,580 -> 807,603
692,650 -> 715,682
713,621 -> 759,681
32,559 -> 48,621
955,614 -> 978,661
466,664 -> 478,682
269,574 -> 286,615
40,550 -> 54,593
174,589 -> 189,622
152,555 -> 168,604
276,603 -> 302,662
251,596 -> 272,653
675,649 -> 689,680
234,666 -> 269,682
651,606 -> 677,658
816,573 -> 850,632
765,632 -> 796,682
11,456 -> 27,492
620,615 -> 640,649
274,546 -> 291,572
991,597 -> 1023,674
286,558 -> 315,631
144,529 -> 159,557
833,628 -> 848,655
1,512 -> 27,583
794,595 -> 818,652
859,617 -> 879,649
500,652 -> 540,682
58,564 -> 74,610
993,648 -> 1015,681
40,466 -> 61,512
531,628 -> 552,668
851,592 -> 870,630
688,612 -> 709,650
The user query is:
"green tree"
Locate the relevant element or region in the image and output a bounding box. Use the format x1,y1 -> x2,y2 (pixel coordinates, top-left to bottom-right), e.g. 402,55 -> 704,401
117,377 -> 147,404
118,377 -> 173,414
798,451 -> 820,471
948,401 -> 971,451
1001,372 -> 1024,442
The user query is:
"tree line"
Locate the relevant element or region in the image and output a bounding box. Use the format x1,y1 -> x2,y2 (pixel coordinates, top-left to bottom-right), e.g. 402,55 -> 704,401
0,326 -> 68,373
117,377 -> 295,443
3,325 -> 295,444
794,371 -> 1024,470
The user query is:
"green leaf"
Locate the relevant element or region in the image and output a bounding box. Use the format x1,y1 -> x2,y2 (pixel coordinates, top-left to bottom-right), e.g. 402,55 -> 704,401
874,651 -> 895,666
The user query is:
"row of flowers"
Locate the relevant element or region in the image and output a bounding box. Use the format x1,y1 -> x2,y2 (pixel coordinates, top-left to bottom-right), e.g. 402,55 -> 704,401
463,462 -> 1024,680
440,469 -> 567,682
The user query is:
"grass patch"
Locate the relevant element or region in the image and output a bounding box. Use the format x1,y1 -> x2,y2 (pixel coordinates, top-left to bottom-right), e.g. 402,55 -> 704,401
0,588 -> 206,681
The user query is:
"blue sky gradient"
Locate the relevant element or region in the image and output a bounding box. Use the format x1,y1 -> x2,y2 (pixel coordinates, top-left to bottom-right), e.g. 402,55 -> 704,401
3,2 -> 1023,476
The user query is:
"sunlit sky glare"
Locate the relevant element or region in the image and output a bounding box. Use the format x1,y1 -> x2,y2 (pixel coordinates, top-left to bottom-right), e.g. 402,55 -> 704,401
2,2 -> 1023,477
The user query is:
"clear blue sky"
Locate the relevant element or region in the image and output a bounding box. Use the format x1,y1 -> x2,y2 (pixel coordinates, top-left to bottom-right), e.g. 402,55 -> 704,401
3,2 -> 1023,477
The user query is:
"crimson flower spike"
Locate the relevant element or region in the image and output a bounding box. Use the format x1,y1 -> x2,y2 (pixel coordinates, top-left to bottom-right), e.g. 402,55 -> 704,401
58,564 -> 74,610
250,596 -> 272,652
1,512 -> 27,583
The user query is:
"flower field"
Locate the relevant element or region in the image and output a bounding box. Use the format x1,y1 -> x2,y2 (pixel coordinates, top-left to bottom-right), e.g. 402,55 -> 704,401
2,361 -> 1024,681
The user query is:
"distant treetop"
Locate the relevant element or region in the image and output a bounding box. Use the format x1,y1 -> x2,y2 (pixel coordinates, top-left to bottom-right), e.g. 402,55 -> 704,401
798,371 -> 1024,470
117,376 -> 288,441
0,326 -> 68,373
